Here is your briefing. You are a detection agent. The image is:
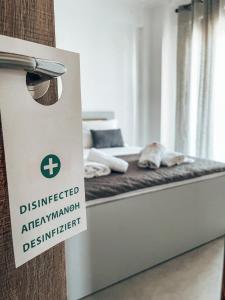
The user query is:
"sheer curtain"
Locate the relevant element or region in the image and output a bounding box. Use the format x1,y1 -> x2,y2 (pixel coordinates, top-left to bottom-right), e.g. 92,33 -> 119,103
175,0 -> 225,161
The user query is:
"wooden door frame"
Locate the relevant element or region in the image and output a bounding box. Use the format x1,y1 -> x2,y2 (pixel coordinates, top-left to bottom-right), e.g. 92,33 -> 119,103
0,1 -> 67,299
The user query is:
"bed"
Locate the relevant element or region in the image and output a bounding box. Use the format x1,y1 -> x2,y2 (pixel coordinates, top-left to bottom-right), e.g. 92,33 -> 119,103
66,112 -> 225,299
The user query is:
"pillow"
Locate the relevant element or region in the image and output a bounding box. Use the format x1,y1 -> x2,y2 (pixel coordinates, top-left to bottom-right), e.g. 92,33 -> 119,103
90,129 -> 124,149
82,119 -> 118,148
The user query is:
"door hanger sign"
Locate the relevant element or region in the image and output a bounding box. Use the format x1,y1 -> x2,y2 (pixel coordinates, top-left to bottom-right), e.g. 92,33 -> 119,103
0,35 -> 87,267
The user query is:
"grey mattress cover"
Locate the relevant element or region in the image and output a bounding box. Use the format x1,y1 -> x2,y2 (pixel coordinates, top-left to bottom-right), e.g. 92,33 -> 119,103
85,154 -> 225,201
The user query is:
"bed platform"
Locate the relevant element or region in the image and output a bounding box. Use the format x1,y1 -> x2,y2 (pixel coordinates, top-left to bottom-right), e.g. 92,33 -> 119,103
65,112 -> 225,299
66,172 -> 225,299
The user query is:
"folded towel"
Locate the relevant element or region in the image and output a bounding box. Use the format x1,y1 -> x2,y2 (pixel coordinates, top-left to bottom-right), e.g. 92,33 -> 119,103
161,151 -> 185,167
138,142 -> 166,169
87,148 -> 129,173
84,161 -> 111,179
183,157 -> 195,164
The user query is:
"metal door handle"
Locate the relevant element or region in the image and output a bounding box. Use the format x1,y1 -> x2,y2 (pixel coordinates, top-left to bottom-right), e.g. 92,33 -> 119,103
0,52 -> 66,85
0,52 -> 66,100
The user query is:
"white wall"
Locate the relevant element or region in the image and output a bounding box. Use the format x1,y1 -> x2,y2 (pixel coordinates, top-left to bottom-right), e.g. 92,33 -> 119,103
161,3 -> 178,150
138,0 -> 184,149
54,0 -> 142,144
135,2 -> 178,147
54,0 -> 182,147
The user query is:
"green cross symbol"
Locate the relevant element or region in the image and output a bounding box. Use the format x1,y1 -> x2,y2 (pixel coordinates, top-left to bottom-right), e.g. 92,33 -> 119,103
40,154 -> 61,179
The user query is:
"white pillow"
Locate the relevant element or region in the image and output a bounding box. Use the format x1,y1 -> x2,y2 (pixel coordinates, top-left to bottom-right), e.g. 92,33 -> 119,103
82,119 -> 118,149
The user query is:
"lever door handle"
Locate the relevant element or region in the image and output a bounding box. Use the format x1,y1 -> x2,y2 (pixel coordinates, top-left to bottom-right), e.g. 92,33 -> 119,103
0,52 -> 66,84
0,52 -> 66,100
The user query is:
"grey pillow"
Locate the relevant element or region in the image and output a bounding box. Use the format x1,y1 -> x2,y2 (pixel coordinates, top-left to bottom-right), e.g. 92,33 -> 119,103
90,129 -> 124,148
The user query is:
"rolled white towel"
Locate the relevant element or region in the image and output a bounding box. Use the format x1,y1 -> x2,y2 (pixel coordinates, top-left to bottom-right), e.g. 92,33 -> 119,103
183,157 -> 195,164
161,151 -> 195,167
138,142 -> 166,169
84,161 -> 111,179
161,151 -> 185,167
87,148 -> 129,173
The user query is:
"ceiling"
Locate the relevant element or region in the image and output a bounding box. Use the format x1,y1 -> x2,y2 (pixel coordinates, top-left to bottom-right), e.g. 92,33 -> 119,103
125,0 -> 187,7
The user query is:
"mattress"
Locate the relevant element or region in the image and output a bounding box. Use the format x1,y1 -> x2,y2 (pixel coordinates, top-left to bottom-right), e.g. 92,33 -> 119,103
85,153 -> 225,202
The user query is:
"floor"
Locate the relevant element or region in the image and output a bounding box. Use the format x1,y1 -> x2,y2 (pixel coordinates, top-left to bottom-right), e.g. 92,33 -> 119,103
84,238 -> 224,300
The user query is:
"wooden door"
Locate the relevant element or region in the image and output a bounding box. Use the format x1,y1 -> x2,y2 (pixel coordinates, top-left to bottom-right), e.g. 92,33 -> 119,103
0,1 -> 67,299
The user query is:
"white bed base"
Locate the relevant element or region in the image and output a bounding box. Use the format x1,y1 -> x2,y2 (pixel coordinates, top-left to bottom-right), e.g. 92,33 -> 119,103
66,173 -> 225,299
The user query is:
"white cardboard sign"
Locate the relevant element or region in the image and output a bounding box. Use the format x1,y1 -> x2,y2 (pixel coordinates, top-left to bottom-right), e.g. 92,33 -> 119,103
0,35 -> 87,267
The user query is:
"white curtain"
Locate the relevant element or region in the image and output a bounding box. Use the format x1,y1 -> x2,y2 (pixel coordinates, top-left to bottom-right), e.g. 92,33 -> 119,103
176,0 -> 225,161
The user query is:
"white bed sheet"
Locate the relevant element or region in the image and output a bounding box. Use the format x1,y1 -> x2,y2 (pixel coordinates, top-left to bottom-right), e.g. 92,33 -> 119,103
83,146 -> 142,160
